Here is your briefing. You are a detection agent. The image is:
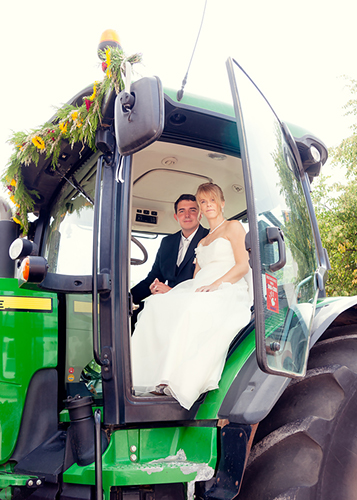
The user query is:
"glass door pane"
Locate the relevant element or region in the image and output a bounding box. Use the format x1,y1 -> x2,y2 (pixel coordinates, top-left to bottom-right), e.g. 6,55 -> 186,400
227,58 -> 319,377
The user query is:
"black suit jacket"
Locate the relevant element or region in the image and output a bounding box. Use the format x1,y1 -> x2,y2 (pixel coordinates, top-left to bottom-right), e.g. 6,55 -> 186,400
131,224 -> 209,304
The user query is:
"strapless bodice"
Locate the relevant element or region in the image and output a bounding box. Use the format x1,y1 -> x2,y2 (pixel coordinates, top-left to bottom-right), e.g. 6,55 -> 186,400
195,237 -> 235,269
192,238 -> 236,289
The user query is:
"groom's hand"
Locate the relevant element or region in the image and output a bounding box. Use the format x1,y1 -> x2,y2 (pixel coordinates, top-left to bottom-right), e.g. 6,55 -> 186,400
150,278 -> 172,295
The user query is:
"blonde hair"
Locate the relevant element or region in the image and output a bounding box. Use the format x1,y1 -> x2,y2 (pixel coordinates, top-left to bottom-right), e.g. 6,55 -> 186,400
195,183 -> 225,204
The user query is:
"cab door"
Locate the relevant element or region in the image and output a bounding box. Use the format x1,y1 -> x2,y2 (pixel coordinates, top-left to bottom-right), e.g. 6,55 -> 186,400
227,58 -> 319,378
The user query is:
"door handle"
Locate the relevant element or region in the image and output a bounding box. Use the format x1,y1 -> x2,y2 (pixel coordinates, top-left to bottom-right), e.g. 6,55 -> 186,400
266,226 -> 286,272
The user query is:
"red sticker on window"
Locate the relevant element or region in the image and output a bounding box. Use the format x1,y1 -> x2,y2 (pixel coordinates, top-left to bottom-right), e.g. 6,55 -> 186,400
266,274 -> 279,313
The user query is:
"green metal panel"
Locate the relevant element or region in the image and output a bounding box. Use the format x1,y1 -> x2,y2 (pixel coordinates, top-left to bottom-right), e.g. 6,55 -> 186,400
164,88 -> 236,117
0,462 -> 37,491
0,278 -> 58,463
65,295 -> 93,385
285,121 -> 315,140
64,426 -> 217,497
0,472 -> 35,488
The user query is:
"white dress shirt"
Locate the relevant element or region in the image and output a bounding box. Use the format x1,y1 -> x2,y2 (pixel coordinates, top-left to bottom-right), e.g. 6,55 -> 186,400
176,227 -> 199,267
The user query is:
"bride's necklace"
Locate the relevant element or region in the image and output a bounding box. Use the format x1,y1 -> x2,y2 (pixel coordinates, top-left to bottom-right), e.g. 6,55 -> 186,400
209,219 -> 226,235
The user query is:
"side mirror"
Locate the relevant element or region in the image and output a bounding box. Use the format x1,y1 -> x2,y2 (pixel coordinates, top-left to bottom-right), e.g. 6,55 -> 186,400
114,76 -> 164,155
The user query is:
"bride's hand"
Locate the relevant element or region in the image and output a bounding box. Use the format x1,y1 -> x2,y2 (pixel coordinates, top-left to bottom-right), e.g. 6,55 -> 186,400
195,283 -> 220,293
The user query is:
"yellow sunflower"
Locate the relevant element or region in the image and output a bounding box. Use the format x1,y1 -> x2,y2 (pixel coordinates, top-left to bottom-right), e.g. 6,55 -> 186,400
32,136 -> 45,150
105,48 -> 111,77
59,122 -> 68,134
89,82 -> 98,101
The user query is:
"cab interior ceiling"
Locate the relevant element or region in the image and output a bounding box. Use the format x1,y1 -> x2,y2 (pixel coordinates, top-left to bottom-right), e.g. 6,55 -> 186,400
131,140 -> 246,235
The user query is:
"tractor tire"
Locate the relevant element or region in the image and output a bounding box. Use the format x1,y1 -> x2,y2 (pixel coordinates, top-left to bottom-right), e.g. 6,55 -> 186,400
237,325 -> 357,500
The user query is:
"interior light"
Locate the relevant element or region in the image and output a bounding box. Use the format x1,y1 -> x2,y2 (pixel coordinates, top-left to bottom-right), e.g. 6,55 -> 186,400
208,153 -> 227,161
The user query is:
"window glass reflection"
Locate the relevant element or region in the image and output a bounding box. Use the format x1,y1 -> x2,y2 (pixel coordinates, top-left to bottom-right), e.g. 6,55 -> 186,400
231,60 -> 318,376
44,157 -> 97,275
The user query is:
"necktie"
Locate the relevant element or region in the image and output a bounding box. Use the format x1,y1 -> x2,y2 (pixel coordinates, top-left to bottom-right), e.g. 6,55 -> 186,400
177,238 -> 190,266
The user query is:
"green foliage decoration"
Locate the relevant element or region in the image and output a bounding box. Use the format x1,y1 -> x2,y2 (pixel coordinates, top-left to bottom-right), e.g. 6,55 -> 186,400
312,77 -> 357,296
272,125 -> 317,297
1,46 -> 141,234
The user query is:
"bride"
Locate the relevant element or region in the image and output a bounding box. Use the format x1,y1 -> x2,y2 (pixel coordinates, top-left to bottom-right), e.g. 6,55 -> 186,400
131,182 -> 252,410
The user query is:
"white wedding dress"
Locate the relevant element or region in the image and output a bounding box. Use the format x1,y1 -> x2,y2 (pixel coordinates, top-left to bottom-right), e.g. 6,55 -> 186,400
131,237 -> 252,410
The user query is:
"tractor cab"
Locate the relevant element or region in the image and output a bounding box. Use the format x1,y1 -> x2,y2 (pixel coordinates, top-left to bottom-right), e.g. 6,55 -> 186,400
0,39 -> 331,499
9,59 -> 328,425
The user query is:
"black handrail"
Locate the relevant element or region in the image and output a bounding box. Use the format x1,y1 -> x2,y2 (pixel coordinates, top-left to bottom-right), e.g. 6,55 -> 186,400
94,409 -> 103,500
92,156 -> 109,367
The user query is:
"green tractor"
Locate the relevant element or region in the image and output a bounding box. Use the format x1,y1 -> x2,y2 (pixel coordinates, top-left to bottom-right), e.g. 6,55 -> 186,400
1,33 -> 357,500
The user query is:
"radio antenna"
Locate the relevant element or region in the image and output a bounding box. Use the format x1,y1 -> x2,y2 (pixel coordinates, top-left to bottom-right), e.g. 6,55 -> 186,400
176,0 -> 208,101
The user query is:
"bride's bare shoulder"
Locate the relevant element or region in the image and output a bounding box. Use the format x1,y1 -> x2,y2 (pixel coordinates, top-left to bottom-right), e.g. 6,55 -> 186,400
225,220 -> 245,235
197,235 -> 208,247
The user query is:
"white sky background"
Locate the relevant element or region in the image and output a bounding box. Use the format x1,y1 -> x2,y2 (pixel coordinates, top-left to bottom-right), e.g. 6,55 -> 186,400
1,0 -> 356,197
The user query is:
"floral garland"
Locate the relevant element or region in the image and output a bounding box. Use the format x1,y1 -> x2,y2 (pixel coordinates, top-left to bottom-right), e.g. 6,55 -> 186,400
2,46 -> 141,233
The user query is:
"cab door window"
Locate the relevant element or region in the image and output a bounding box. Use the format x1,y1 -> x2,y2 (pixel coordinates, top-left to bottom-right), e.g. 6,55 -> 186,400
227,58 -> 319,378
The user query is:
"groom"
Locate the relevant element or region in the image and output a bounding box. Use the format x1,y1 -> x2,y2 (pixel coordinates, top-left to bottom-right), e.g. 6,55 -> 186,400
131,194 -> 209,305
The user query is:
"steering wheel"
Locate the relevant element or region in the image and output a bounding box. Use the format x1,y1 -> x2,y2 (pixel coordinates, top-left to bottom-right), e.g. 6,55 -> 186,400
131,236 -> 148,265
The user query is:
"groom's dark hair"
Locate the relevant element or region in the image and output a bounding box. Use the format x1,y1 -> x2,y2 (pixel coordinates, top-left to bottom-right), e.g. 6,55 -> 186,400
174,194 -> 197,214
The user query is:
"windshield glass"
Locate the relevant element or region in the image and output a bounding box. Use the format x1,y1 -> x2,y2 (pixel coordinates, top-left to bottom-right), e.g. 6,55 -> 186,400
43,155 -> 98,275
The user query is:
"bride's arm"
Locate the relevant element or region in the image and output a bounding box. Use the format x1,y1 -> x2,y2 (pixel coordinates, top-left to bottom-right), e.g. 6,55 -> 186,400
193,261 -> 201,278
193,238 -> 205,278
195,221 -> 249,292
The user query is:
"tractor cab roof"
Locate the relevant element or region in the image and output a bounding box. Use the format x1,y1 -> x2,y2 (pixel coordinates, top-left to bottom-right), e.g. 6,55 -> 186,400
19,84 -> 327,217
